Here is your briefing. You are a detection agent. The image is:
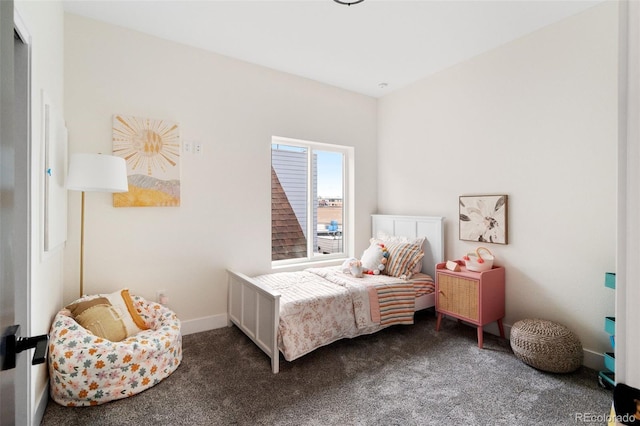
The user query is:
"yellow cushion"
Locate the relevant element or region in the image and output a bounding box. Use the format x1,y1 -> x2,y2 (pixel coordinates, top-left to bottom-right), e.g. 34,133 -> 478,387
66,289 -> 149,341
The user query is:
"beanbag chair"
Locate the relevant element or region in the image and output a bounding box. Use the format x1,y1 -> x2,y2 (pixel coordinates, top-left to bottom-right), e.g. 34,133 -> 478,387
48,291 -> 182,406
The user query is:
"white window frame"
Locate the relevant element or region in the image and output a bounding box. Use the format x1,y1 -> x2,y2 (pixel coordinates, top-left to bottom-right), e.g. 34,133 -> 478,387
271,135 -> 354,268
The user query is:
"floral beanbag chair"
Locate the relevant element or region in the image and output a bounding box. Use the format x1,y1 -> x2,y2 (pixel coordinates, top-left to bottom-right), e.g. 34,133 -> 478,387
48,293 -> 182,406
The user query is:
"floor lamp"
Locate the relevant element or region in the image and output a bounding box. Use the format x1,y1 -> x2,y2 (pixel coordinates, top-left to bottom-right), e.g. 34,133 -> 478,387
66,153 -> 128,298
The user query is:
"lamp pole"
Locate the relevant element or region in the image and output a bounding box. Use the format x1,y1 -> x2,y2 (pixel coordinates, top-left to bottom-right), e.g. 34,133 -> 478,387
79,191 -> 86,298
66,153 -> 128,300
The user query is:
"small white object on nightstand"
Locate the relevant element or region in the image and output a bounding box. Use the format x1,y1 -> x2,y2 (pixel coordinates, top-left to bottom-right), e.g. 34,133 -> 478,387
445,260 -> 461,272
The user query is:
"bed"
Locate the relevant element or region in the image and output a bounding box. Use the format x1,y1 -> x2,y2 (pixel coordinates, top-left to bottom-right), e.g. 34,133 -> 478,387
227,214 -> 444,373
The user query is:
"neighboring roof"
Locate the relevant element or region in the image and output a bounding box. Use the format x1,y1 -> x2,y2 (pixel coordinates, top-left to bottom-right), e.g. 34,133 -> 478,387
271,167 -> 307,261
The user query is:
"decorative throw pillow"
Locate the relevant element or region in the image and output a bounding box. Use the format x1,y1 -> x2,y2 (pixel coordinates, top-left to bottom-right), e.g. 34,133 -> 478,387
384,242 -> 425,279
360,242 -> 388,274
372,234 -> 426,274
66,289 -> 149,342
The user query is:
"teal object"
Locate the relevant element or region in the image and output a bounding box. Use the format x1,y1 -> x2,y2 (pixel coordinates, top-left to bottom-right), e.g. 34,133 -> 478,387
600,273 -> 616,389
599,370 -> 615,388
605,316 -> 615,335
605,272 -> 616,289
604,352 -> 615,372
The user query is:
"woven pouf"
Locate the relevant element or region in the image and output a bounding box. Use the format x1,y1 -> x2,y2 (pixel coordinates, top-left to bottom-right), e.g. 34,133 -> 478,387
510,319 -> 583,373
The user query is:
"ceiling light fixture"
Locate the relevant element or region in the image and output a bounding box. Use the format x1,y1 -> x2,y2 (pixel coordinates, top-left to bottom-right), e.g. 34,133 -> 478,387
334,0 -> 365,6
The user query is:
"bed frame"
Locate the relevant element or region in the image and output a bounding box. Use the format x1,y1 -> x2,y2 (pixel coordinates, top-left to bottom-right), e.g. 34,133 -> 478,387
227,214 -> 444,373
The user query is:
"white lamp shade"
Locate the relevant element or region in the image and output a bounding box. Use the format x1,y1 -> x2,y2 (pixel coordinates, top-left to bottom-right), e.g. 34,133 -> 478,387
66,153 -> 128,193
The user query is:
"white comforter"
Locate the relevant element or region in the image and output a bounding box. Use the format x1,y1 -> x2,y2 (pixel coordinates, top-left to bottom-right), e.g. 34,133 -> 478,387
252,266 -> 411,361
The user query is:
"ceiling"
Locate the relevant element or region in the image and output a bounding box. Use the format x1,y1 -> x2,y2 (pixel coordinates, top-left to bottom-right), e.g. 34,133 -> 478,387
62,0 -> 604,98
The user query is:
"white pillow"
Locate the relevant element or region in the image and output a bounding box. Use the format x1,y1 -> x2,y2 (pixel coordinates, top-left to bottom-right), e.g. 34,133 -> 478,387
360,243 -> 386,272
372,232 -> 425,248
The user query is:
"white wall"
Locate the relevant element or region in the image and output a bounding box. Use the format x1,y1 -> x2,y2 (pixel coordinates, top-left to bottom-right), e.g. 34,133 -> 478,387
15,0 -> 65,423
378,2 -> 618,363
63,14 -> 378,332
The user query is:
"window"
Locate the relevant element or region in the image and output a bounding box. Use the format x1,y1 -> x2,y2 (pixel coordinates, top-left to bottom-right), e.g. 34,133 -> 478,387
271,136 -> 352,265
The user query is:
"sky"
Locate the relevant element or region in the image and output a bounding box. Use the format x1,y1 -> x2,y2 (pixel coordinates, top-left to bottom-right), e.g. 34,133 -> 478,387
317,151 -> 343,199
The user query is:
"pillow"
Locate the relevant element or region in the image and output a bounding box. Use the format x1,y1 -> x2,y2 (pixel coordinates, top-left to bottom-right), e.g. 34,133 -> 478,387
66,289 -> 149,342
384,242 -> 425,279
372,233 -> 426,274
360,242 -> 388,274
372,232 -> 425,248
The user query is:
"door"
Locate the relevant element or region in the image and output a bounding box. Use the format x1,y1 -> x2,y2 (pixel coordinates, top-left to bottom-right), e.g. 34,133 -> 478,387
1,1 -> 32,424
0,0 -> 18,423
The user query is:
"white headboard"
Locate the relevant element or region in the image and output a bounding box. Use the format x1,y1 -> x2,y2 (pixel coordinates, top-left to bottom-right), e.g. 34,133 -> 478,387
371,214 -> 445,278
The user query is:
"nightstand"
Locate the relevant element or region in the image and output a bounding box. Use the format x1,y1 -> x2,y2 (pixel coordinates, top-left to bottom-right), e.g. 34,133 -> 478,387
435,260 -> 505,348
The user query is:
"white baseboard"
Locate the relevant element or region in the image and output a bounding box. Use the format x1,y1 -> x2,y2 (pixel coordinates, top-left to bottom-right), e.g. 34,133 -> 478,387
181,313 -> 228,336
33,383 -> 48,426
443,317 -> 605,371
583,348 -> 605,371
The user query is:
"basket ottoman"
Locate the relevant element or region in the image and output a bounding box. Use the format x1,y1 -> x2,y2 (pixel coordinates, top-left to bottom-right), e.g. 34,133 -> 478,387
510,319 -> 583,373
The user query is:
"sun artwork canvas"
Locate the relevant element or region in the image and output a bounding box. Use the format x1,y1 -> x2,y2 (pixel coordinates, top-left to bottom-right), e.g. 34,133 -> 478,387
112,115 -> 181,207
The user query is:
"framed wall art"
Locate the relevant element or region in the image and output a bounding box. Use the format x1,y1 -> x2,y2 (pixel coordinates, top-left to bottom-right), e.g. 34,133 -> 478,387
43,92 -> 68,252
112,114 -> 181,207
459,194 -> 508,244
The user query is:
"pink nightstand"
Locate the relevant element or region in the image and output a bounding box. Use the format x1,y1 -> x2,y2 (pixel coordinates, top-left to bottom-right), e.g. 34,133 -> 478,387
435,260 -> 505,348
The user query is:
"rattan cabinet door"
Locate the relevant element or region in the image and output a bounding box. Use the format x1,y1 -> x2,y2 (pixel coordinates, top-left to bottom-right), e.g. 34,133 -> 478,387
437,274 -> 479,321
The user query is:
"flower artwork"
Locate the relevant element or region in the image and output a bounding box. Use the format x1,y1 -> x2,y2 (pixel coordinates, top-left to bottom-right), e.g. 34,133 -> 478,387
459,195 -> 508,244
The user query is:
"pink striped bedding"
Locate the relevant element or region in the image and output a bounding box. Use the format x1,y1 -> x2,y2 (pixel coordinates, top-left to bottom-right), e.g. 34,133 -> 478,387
366,273 -> 434,325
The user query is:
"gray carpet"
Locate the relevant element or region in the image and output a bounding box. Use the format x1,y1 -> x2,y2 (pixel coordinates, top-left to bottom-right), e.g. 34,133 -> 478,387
41,311 -> 613,425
